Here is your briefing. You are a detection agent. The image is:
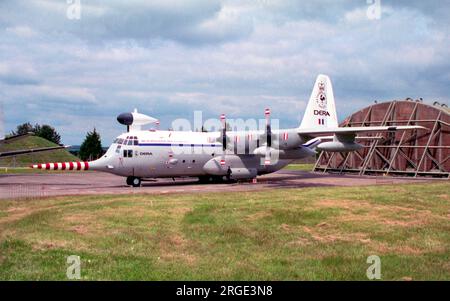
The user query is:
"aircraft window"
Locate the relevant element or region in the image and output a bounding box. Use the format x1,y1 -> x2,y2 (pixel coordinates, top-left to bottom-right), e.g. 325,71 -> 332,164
116,145 -> 121,153
123,149 -> 128,157
192,160 -> 196,163
133,140 -> 138,145
113,138 -> 118,143
127,150 -> 133,157
182,160 -> 186,163
127,140 -> 133,145
117,138 -> 124,144
124,139 -> 128,145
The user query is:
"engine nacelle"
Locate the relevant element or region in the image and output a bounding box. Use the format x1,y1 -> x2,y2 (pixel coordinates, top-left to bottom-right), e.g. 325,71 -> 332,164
317,141 -> 363,152
253,146 -> 281,157
117,109 -> 158,131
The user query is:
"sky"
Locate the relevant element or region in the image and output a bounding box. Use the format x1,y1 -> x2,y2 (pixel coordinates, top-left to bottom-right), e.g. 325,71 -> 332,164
0,0 -> 449,145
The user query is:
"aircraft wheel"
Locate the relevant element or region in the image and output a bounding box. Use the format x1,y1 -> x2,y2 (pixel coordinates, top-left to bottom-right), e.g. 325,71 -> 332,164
131,177 -> 141,187
126,176 -> 133,186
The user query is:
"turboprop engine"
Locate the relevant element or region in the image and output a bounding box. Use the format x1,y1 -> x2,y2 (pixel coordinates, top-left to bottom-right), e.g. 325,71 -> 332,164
117,108 -> 158,132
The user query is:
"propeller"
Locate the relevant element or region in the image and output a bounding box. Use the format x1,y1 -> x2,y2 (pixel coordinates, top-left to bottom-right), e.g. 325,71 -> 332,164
264,108 -> 272,166
220,114 -> 226,166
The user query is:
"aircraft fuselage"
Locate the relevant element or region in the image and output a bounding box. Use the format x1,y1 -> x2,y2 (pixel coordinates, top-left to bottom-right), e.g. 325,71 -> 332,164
94,129 -> 312,179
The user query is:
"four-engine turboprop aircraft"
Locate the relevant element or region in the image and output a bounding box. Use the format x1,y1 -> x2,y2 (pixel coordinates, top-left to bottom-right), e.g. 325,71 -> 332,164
30,75 -> 425,187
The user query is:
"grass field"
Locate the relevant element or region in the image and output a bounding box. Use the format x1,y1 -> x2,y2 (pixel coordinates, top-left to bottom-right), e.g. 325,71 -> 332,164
283,163 -> 315,171
0,182 -> 449,280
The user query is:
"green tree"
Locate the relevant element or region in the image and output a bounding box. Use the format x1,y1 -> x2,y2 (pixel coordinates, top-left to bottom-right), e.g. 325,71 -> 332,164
34,124 -> 61,145
79,128 -> 103,161
12,122 -> 61,144
12,122 -> 34,135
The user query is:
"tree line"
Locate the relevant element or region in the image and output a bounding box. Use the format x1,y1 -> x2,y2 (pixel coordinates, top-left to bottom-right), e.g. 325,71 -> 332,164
12,122 -> 62,145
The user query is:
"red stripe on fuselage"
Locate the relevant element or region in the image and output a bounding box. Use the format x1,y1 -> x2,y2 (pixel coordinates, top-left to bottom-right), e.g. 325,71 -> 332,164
69,162 -> 74,170
76,162 -> 81,170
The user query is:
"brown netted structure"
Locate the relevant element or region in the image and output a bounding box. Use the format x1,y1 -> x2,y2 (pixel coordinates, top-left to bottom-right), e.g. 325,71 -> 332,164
314,100 -> 450,178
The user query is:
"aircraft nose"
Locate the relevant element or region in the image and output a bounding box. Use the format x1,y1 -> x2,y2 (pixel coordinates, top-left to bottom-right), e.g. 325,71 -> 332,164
117,112 -> 133,126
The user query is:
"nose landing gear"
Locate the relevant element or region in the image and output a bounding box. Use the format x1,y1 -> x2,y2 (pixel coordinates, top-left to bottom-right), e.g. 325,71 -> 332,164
126,176 -> 141,187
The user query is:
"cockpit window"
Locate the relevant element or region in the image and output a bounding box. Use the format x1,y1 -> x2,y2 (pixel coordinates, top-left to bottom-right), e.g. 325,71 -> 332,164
121,137 -> 138,146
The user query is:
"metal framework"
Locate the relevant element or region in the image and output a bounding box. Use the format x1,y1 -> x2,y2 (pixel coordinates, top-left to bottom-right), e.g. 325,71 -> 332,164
314,100 -> 450,178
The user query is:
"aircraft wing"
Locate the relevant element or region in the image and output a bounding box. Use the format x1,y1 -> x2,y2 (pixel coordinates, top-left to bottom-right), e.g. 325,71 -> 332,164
0,145 -> 68,158
298,125 -> 426,136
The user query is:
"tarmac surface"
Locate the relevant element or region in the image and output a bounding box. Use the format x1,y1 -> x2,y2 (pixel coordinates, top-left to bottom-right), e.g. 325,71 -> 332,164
0,170 -> 440,200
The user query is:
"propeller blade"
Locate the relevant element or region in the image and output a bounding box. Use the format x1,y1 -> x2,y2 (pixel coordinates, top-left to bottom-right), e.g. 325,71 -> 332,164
220,114 -> 226,166
264,108 -> 271,165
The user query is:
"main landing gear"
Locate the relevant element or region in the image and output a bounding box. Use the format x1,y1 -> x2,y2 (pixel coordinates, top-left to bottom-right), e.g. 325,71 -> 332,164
126,176 -> 141,187
198,175 -> 236,184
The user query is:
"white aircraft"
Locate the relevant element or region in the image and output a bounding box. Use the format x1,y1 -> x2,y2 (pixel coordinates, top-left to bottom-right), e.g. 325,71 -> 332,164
31,75 -> 424,187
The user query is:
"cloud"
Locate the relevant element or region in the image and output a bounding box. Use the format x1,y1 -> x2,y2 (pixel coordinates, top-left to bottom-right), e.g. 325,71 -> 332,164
0,61 -> 41,85
5,25 -> 38,38
0,0 -> 228,45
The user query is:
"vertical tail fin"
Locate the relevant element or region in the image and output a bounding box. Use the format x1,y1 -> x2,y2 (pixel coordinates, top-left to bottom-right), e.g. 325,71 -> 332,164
299,74 -> 338,129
